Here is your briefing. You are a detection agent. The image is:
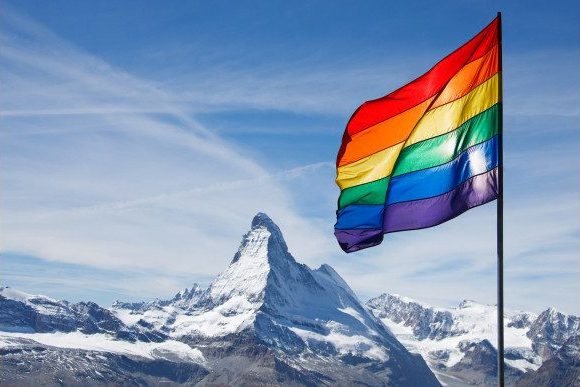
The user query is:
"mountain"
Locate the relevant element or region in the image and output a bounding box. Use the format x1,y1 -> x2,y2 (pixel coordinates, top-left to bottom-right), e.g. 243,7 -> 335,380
0,287 -> 208,385
515,334 -> 580,387
0,287 -> 166,342
526,308 -> 580,360
366,293 -> 580,386
0,213 -> 439,386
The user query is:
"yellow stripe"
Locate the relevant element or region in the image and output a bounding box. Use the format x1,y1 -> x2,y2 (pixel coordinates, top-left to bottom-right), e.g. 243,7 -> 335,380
406,74 -> 499,147
336,143 -> 404,189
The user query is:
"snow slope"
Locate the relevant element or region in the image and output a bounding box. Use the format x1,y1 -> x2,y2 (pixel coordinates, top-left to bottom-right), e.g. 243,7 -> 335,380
0,331 -> 204,363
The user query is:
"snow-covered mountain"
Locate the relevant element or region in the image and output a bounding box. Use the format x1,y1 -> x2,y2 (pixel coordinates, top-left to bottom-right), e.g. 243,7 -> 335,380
516,334 -> 580,386
0,287 -> 166,342
366,293 -> 580,386
0,213 -> 438,386
0,287 -> 207,385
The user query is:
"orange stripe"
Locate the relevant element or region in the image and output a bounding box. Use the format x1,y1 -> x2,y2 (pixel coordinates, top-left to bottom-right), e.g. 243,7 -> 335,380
337,45 -> 499,167
431,45 -> 499,109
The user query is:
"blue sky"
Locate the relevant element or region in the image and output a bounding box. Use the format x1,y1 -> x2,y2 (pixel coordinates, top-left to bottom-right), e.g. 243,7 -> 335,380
1,1 -> 579,314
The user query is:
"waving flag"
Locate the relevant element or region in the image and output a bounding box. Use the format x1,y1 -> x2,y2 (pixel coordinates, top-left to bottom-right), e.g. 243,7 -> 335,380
335,17 -> 501,253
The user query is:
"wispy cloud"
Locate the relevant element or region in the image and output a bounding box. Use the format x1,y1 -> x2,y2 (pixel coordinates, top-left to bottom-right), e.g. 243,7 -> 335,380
10,161 -> 333,221
0,6 -> 337,280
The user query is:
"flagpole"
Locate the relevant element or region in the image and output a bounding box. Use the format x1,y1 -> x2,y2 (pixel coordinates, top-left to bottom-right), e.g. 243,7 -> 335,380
496,11 -> 505,387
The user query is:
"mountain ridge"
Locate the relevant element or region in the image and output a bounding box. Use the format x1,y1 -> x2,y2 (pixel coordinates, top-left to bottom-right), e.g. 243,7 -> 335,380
366,292 -> 580,386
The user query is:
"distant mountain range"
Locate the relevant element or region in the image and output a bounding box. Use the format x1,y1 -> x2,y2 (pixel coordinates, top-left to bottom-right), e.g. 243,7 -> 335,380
366,293 -> 580,386
1,213 -> 578,386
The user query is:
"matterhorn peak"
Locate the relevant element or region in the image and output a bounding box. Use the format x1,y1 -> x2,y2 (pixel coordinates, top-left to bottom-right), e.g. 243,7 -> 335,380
206,213 -> 296,305
251,212 -> 278,231
231,212 -> 290,265
250,212 -> 288,254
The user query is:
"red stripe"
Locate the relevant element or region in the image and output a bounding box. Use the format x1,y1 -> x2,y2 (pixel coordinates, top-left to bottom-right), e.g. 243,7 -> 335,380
345,18 -> 499,137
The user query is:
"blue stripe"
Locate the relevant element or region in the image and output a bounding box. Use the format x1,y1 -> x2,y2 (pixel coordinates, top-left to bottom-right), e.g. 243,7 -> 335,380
335,204 -> 383,230
386,135 -> 498,205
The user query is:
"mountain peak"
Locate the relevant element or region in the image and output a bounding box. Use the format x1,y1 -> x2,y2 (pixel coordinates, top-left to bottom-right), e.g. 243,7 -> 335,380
251,212 -> 276,230
368,292 -> 428,309
1,286 -> 57,305
458,299 -> 480,309
231,212 -> 290,264
250,212 -> 287,249
207,213 -> 294,305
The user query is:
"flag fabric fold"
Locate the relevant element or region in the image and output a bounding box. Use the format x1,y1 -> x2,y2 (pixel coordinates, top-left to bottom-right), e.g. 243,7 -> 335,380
335,17 -> 501,253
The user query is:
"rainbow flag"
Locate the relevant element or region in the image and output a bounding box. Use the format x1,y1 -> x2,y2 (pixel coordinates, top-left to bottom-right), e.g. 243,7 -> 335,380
335,17 -> 501,253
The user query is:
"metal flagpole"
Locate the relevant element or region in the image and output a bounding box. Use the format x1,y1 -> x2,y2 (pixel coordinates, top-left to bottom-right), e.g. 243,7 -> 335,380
496,11 -> 505,387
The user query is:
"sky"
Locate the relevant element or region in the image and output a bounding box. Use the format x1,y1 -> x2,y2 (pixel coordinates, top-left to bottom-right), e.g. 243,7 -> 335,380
1,0 -> 579,314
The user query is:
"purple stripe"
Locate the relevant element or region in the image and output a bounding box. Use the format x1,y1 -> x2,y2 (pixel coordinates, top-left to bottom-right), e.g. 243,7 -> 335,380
334,168 -> 498,252
384,168 -> 498,232
334,228 -> 383,253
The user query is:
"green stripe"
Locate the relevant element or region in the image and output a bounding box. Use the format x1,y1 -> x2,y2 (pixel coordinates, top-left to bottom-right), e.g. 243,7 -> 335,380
393,104 -> 499,177
338,177 -> 389,209
337,104 -> 498,210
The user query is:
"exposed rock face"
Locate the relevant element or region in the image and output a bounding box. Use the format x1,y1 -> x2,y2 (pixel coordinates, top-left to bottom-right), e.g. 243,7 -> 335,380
367,293 -> 456,340
526,308 -> 580,360
0,288 -> 166,342
447,340 -> 523,386
507,312 -> 535,329
516,335 -> 580,387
